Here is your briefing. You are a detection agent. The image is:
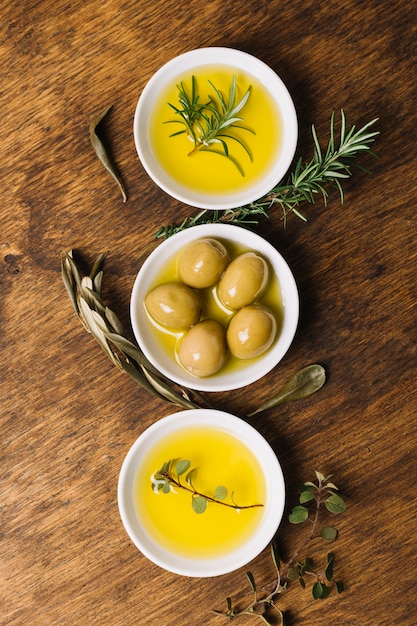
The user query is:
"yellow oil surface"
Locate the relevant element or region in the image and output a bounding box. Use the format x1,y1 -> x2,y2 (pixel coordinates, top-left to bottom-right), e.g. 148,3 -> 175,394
135,426 -> 266,559
144,238 -> 283,375
149,67 -> 281,193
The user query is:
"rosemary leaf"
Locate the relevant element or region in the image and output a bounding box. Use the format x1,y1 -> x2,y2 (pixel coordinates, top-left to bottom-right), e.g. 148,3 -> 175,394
248,364 -> 326,416
89,106 -> 127,203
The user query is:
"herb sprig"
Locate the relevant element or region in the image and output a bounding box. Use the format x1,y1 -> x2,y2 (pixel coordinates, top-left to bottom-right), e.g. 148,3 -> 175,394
213,472 -> 346,624
155,110 -> 379,238
166,74 -> 254,175
61,251 -> 209,411
153,458 -> 264,515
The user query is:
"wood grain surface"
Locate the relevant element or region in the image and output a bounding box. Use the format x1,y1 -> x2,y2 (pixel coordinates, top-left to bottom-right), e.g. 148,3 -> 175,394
1,1 -> 416,624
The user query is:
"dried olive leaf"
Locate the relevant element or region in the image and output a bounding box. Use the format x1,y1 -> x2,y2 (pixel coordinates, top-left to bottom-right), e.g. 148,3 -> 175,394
140,365 -> 203,410
89,105 -> 127,202
248,364 -> 326,416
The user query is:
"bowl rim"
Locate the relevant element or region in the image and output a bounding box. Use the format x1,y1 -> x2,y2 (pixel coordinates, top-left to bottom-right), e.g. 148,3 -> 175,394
117,408 -> 285,577
130,223 -> 299,392
133,46 -> 298,210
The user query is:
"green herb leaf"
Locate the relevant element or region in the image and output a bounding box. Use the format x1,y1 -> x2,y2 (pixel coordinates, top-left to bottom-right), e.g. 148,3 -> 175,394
287,567 -> 300,580
246,571 -> 257,592
325,552 -> 335,580
176,459 -> 191,476
214,486 -> 228,500
299,488 -> 315,504
321,526 -> 338,541
312,581 -> 324,599
300,558 -> 314,574
335,580 -> 345,594
247,364 -> 326,416
89,106 -> 127,202
185,467 -> 198,486
270,543 -> 281,572
192,495 -> 207,514
289,505 -> 309,524
325,494 -> 347,514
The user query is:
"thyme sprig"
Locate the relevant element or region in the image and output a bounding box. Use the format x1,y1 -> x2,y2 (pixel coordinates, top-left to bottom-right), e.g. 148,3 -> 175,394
166,74 -> 254,175
153,458 -> 264,515
61,250 -> 208,411
155,110 -> 379,239
213,472 -> 346,624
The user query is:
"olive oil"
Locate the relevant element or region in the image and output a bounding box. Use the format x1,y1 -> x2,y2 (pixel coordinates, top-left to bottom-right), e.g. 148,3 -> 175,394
143,239 -> 283,375
135,426 -> 266,559
149,67 -> 281,193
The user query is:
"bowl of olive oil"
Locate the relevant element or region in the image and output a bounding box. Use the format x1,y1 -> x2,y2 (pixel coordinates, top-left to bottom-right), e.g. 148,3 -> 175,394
134,47 -> 297,210
118,409 -> 285,577
130,223 -> 299,392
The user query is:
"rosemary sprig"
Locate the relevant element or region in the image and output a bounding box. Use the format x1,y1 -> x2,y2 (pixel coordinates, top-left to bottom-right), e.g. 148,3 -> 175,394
166,75 -> 254,175
155,110 -> 379,238
254,110 -> 379,225
61,250 -> 209,411
154,206 -> 269,240
153,458 -> 264,515
213,472 -> 346,624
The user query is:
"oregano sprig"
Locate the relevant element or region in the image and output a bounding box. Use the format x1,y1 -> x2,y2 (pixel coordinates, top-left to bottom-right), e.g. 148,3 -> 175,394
213,471 -> 346,624
153,458 -> 264,515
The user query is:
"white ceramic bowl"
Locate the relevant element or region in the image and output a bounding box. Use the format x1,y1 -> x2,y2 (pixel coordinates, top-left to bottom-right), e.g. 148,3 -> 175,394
134,47 -> 297,209
118,409 -> 285,577
130,223 -> 299,392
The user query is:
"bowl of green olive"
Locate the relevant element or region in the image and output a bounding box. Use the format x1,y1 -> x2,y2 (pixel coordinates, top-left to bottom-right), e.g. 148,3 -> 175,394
130,224 -> 299,392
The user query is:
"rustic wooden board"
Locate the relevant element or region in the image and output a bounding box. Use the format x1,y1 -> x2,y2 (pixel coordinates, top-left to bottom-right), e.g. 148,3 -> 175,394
1,0 -> 416,624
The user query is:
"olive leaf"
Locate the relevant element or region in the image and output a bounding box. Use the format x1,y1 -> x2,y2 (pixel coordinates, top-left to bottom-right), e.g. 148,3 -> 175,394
61,251 -> 206,411
89,105 -> 127,202
247,364 -> 326,416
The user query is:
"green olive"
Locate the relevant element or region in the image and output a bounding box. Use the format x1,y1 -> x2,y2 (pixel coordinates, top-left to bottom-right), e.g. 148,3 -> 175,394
217,252 -> 269,309
145,282 -> 202,329
178,319 -> 227,377
226,305 -> 277,359
179,238 -> 229,288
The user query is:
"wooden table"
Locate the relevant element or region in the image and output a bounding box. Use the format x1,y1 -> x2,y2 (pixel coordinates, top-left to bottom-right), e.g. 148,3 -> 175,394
2,1 -> 416,624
